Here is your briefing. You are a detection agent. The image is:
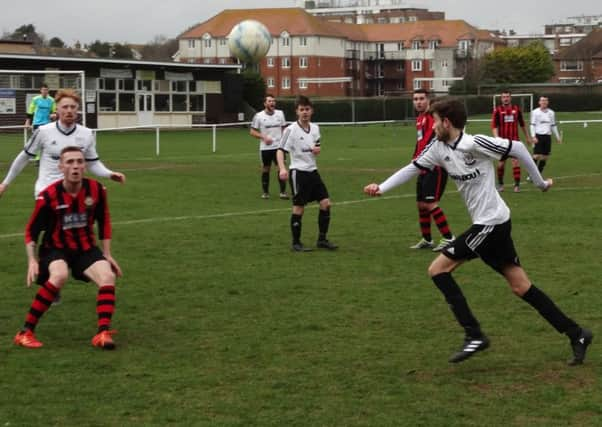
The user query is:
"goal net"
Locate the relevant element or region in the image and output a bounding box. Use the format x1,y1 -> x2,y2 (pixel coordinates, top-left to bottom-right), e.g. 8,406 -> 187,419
492,93 -> 533,114
0,69 -> 86,129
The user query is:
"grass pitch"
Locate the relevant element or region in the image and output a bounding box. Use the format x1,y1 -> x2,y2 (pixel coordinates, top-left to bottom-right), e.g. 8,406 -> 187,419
0,115 -> 601,426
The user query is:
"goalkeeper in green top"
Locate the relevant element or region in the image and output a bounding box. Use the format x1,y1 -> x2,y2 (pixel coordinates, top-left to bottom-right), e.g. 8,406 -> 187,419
25,83 -> 57,165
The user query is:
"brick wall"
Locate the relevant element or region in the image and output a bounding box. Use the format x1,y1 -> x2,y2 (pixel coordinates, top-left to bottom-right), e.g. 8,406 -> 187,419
260,55 -> 348,97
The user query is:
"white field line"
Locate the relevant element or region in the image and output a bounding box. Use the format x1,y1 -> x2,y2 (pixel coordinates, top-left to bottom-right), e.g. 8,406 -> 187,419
1,175 -> 600,240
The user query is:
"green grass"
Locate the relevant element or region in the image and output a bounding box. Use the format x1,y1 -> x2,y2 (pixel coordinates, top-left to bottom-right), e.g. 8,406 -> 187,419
1,115 -> 601,426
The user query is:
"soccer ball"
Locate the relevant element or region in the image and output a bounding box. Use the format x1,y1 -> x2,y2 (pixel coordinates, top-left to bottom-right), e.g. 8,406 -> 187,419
227,20 -> 272,64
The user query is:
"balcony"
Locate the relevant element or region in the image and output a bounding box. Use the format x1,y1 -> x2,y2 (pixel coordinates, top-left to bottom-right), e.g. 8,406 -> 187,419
364,51 -> 378,61
455,48 -> 470,58
365,71 -> 385,80
345,49 -> 360,59
383,51 -> 405,60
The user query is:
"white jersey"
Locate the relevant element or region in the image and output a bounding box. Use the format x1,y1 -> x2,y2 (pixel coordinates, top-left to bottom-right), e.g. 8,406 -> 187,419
530,107 -> 558,136
25,122 -> 99,196
414,133 -> 511,225
280,121 -> 321,172
251,109 -> 286,151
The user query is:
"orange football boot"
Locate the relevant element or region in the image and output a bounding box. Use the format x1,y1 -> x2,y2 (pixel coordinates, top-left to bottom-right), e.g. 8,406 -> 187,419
91,330 -> 117,350
14,330 -> 43,348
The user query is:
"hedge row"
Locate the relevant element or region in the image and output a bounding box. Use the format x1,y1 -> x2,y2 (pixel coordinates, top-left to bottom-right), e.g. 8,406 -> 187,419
257,93 -> 600,122
274,97 -> 416,122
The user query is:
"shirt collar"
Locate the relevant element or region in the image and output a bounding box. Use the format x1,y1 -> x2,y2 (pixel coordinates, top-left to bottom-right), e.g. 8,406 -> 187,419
56,121 -> 76,136
451,131 -> 464,149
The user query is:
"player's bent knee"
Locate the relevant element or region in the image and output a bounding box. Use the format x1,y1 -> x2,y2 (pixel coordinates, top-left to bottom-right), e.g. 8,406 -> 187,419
48,273 -> 68,287
428,261 -> 446,277
428,254 -> 458,277
96,269 -> 116,286
319,199 -> 331,210
427,264 -> 441,278
502,265 -> 530,296
85,260 -> 116,286
509,282 -> 529,297
419,201 -> 436,211
48,260 -> 69,286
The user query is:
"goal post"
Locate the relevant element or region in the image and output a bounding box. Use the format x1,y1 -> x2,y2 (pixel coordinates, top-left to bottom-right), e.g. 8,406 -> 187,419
296,77 -> 357,121
492,92 -> 533,114
0,69 -> 86,127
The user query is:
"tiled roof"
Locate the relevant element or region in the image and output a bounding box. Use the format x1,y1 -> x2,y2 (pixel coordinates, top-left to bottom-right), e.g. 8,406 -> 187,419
179,8 -> 336,38
179,8 -> 501,47
353,20 -> 500,46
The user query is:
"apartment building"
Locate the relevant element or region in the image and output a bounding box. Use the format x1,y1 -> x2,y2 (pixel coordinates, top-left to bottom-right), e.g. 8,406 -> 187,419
552,28 -> 602,83
501,33 -> 586,55
500,15 -> 601,56
177,8 -> 502,96
545,14 -> 602,35
296,0 -> 444,24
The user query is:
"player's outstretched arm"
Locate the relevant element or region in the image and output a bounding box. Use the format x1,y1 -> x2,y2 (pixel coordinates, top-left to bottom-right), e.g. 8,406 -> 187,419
508,140 -> 550,191
373,163 -> 421,194
0,151 -> 33,197
542,178 -> 553,192
110,172 -> 126,184
87,160 -> 125,184
363,183 -> 382,197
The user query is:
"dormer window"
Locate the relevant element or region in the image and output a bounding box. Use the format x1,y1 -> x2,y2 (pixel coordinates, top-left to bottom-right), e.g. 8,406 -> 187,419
429,40 -> 440,49
281,31 -> 290,47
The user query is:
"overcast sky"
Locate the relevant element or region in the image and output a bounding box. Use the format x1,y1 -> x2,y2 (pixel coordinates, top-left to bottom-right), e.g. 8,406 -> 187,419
0,0 -> 599,45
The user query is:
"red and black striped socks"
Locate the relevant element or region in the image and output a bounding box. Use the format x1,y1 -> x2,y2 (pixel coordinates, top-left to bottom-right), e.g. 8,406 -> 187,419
513,166 -> 521,186
497,162 -> 505,185
431,207 -> 453,239
96,285 -> 116,332
419,208 -> 432,242
24,280 -> 59,331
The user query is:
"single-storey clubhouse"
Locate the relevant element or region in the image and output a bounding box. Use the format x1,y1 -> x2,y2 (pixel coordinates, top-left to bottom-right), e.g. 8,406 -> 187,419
0,53 -> 243,129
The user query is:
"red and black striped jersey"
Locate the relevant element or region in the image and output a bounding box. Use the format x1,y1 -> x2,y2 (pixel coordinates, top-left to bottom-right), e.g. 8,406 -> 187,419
414,112 -> 436,159
491,104 -> 525,140
25,178 -> 111,251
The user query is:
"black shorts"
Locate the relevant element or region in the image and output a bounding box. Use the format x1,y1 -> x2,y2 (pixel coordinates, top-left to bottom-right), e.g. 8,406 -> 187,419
290,169 -> 329,206
534,134 -> 552,155
37,246 -> 106,285
416,167 -> 447,202
442,219 -> 520,274
261,149 -> 279,167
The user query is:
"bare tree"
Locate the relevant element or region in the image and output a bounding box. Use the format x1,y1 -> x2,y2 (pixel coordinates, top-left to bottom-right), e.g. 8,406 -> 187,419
140,35 -> 179,61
